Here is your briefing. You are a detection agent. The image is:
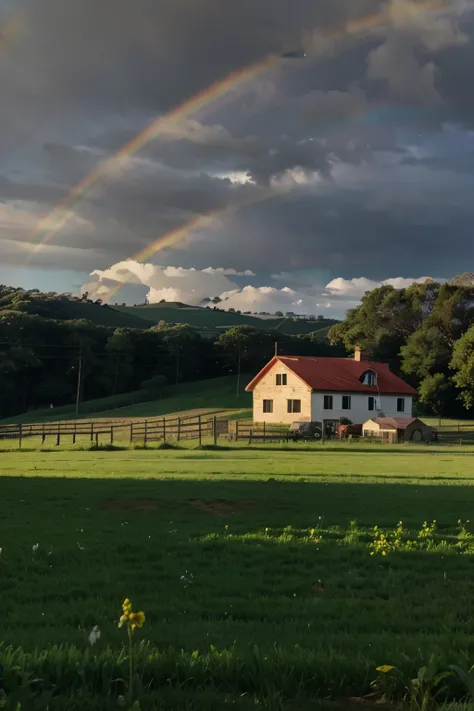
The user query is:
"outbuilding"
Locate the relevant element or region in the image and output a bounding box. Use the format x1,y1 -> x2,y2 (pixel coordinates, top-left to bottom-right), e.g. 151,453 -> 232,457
362,417 -> 432,443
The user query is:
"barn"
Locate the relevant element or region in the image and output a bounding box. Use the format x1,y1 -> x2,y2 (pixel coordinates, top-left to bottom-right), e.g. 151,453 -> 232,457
362,417 -> 433,443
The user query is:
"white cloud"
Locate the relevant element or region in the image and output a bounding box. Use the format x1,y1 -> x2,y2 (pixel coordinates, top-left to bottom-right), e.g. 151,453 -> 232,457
88,261 -> 241,305
83,260 -> 438,319
219,285 -> 328,315
202,267 -> 256,276
325,275 -> 433,298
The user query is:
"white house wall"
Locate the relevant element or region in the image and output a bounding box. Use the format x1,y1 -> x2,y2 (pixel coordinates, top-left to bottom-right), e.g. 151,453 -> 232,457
252,361 -> 312,424
310,393 -> 413,424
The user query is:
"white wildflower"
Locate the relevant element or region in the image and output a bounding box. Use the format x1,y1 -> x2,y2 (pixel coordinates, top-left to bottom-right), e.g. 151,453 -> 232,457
32,543 -> 39,554
88,626 -> 101,646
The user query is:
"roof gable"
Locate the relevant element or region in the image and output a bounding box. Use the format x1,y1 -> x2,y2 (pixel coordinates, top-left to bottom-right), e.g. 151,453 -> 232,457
245,356 -> 417,395
369,417 -> 419,430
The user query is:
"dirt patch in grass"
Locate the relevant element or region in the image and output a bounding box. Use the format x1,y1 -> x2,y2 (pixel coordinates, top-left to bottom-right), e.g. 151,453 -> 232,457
188,498 -> 254,515
101,497 -> 254,515
101,498 -> 161,512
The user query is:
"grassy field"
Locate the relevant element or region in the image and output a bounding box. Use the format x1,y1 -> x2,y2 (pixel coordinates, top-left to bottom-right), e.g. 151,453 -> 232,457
114,302 -> 337,337
1,376 -> 252,425
1,445 -> 474,710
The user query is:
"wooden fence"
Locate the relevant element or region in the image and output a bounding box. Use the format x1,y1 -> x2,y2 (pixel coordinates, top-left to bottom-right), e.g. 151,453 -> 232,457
0,415 -> 229,448
0,416 -> 473,448
435,424 -> 474,445
231,421 -> 291,443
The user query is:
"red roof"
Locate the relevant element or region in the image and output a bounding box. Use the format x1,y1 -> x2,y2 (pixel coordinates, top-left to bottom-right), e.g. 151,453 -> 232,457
368,417 -> 425,429
245,356 -> 417,395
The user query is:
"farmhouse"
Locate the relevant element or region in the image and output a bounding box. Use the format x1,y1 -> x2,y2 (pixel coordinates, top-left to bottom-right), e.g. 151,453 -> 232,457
245,348 -> 417,425
362,417 -> 433,443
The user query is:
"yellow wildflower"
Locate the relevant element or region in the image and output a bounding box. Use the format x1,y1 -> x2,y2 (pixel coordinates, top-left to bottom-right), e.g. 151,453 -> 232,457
118,598 -> 145,632
376,665 -> 395,673
129,611 -> 146,630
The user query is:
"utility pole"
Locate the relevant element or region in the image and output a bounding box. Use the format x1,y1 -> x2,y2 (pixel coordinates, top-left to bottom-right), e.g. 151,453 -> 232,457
274,342 -> 278,356
75,341 -> 83,417
236,343 -> 241,397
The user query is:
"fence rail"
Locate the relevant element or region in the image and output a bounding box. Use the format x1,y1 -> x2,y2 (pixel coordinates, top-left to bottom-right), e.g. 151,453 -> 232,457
0,414 -> 228,448
0,416 -> 473,448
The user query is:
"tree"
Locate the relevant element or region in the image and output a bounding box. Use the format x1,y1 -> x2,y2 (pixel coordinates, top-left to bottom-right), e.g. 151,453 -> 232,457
418,373 -> 453,418
400,318 -> 452,380
216,326 -> 275,396
451,325 -> 474,410
103,329 -> 135,395
150,322 -> 200,384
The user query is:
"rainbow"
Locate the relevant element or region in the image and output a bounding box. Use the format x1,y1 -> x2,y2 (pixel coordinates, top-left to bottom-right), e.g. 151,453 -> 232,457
30,53 -> 280,256
103,183 -> 285,302
32,0 -> 444,256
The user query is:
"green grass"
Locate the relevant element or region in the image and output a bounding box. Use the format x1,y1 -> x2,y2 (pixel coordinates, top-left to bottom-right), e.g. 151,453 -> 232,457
1,445 -> 474,709
114,302 -> 337,337
1,376 -> 251,424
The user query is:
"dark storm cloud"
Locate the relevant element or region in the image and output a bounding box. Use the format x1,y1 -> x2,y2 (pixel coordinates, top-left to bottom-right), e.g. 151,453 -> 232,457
2,0 -> 474,284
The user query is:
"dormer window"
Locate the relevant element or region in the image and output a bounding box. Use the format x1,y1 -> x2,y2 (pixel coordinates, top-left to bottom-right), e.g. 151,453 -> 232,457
361,370 -> 377,386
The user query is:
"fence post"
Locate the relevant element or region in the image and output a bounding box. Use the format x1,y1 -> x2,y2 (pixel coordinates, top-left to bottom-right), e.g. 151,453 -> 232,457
248,428 -> 252,445
130,422 -> 133,443
163,418 -> 166,442
263,421 -> 266,444
213,416 -> 217,446
42,425 -> 46,445
95,432 -> 99,446
56,429 -> 60,447
18,424 -> 22,449
90,422 -> 94,442
110,426 -> 114,445
198,415 -> 202,446
177,417 -> 181,442
144,420 -> 148,446
236,420 -> 239,441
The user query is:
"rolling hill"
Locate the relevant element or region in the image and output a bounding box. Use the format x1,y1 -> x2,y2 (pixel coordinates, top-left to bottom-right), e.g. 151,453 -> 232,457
1,375 -> 252,424
0,286 -> 338,336
112,302 -> 337,336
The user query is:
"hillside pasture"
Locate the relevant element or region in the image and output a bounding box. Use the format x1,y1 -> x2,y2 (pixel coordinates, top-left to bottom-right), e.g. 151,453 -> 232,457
1,446 -> 474,709
1,376 -> 252,425
114,302 -> 336,336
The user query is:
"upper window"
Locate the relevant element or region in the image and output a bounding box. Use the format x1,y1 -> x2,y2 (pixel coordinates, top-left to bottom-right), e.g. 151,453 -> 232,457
342,395 -> 352,410
397,397 -> 405,413
276,373 -> 287,386
324,395 -> 333,410
361,370 -> 377,386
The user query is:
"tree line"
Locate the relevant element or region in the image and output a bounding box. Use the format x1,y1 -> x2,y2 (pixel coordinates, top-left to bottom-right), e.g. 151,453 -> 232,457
0,285 -> 344,419
328,279 -> 474,418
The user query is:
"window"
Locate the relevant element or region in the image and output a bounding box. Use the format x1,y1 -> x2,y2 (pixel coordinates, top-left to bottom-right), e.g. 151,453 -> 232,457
342,395 -> 351,410
276,373 -> 287,386
368,396 -> 375,411
263,399 -> 273,413
287,399 -> 301,413
397,397 -> 405,413
361,370 -> 377,386
324,395 -> 333,410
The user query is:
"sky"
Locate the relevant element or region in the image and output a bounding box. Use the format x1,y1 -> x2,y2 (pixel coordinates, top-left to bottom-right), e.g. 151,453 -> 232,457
1,0 -> 474,318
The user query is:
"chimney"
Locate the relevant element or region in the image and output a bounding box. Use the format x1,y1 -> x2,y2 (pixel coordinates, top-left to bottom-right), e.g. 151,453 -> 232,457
354,346 -> 362,362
